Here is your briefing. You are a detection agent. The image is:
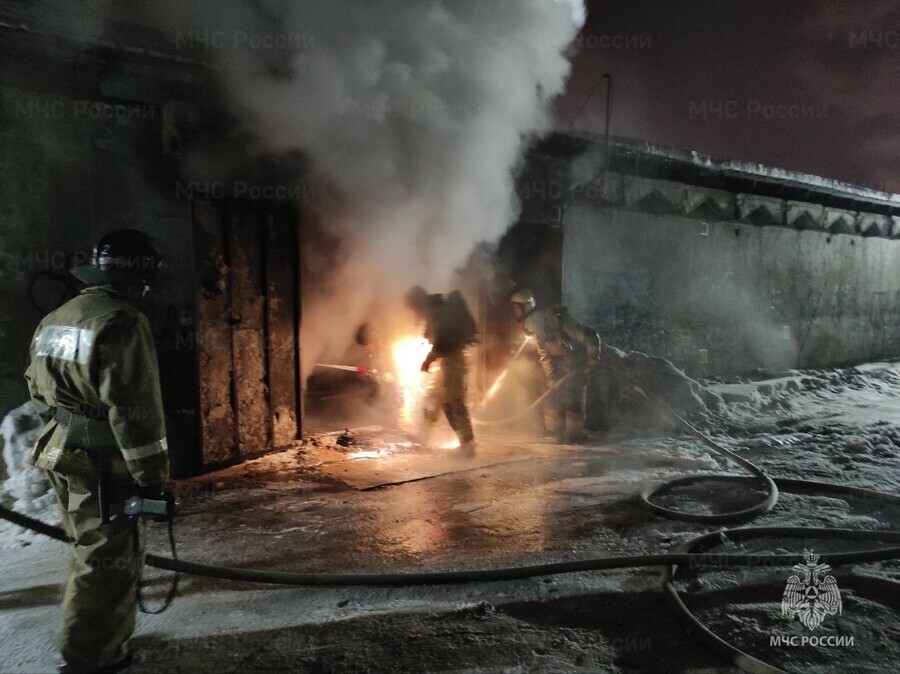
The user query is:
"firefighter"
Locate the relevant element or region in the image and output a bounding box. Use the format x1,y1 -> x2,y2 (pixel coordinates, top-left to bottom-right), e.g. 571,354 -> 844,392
25,229 -> 171,673
405,285 -> 477,455
509,288 -> 601,443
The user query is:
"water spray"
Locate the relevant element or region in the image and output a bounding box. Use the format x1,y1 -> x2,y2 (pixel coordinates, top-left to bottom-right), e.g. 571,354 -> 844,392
477,336 -> 532,409
315,363 -> 374,374
472,371 -> 574,427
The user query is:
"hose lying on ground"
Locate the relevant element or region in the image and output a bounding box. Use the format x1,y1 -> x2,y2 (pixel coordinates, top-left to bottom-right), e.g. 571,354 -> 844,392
3,504 -> 899,587
3,366 -> 899,674
610,363 -> 900,672
449,359 -> 900,672
631,379 -> 782,524
663,526 -> 900,674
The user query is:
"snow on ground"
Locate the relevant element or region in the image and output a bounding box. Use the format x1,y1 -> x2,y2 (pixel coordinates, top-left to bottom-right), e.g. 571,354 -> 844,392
1,362 -> 899,672
703,361 -> 900,493
0,401 -> 58,548
709,360 -> 900,430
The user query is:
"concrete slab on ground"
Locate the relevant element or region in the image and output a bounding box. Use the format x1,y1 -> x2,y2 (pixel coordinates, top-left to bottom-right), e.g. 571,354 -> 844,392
312,437 -> 580,490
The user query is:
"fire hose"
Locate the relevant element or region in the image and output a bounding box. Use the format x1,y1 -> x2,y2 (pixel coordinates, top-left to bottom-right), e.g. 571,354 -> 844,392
473,359 -> 779,521
2,504 -> 898,585
2,372 -> 900,673
472,361 -> 900,670
1,508 -> 898,674
471,370 -> 577,426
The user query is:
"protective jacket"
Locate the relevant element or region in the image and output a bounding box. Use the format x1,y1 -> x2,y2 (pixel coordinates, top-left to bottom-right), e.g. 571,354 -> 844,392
25,285 -> 169,489
523,306 -> 600,380
422,292 -> 476,357
419,292 -> 475,445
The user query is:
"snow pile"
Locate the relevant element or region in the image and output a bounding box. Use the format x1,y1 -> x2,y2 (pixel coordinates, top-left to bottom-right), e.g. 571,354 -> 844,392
706,362 -> 900,431
702,362 -> 900,493
1,401 -> 58,544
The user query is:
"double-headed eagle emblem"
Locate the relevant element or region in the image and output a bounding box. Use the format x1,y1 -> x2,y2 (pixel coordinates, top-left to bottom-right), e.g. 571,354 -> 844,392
781,549 -> 842,630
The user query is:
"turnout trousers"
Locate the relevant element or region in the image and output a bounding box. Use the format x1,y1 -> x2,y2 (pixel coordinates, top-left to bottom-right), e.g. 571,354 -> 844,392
47,471 -> 145,670
542,356 -> 588,438
423,349 -> 474,444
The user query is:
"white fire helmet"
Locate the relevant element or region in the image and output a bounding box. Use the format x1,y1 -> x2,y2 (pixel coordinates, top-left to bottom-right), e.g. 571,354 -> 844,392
510,288 -> 536,315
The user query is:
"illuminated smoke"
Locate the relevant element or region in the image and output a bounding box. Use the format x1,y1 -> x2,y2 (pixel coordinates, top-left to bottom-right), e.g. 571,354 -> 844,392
143,0 -> 585,374
48,0 -> 584,392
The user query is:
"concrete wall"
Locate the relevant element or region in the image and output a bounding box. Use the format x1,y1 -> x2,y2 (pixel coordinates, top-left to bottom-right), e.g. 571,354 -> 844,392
563,204 -> 900,375
0,84 -> 197,470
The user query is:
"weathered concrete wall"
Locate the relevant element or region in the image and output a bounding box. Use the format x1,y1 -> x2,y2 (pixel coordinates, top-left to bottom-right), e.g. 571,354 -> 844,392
0,84 -> 196,471
563,204 -> 900,375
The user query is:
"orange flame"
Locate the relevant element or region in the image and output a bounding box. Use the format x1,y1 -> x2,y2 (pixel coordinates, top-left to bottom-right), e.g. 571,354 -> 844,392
391,336 -> 433,428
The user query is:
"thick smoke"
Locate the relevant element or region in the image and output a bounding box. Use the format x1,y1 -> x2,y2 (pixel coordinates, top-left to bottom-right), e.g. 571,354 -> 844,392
147,0 -> 585,372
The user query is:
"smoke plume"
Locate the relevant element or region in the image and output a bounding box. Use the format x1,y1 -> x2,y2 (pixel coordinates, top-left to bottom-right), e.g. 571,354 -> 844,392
148,0 -> 585,372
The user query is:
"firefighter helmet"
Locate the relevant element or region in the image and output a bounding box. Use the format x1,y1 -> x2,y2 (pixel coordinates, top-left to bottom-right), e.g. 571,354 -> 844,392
71,229 -> 162,287
509,288 -> 536,316
405,285 -> 429,313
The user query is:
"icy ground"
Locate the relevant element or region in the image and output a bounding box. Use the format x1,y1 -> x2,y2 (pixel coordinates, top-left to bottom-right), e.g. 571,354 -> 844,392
2,362 -> 899,673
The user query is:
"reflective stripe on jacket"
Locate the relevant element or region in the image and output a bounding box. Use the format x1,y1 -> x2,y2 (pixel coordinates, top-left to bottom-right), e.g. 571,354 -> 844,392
25,285 -> 169,488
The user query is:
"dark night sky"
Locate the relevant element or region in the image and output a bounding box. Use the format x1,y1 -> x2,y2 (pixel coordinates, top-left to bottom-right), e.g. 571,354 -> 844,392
555,0 -> 899,192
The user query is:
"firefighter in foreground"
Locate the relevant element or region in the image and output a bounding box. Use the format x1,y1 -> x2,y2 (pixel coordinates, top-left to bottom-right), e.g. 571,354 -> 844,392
25,229 -> 171,673
510,288 -> 601,443
405,285 -> 478,454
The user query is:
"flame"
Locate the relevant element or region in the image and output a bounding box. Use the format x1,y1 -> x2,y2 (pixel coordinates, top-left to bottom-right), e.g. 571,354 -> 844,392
347,449 -> 389,460
391,336 -> 433,428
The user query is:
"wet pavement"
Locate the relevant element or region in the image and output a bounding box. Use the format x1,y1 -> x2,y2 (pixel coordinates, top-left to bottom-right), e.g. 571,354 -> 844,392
123,427 -> 736,673
171,427 -> 717,572
4,420 -> 900,672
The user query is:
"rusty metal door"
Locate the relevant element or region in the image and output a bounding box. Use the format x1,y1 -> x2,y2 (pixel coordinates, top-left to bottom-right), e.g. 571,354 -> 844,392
192,199 -> 300,467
